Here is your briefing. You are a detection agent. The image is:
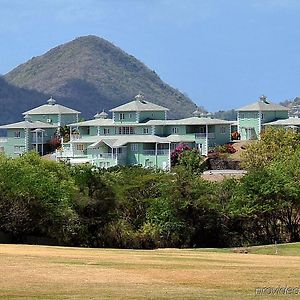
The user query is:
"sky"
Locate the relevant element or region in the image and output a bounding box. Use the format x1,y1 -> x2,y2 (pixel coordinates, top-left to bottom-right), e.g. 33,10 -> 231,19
0,0 -> 300,112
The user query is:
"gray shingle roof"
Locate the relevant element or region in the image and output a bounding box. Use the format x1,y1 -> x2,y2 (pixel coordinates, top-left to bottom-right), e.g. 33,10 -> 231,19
146,117 -> 233,126
236,99 -> 289,112
23,98 -> 81,115
110,94 -> 169,112
69,119 -> 114,127
263,118 -> 300,126
0,120 -> 57,129
72,135 -> 170,147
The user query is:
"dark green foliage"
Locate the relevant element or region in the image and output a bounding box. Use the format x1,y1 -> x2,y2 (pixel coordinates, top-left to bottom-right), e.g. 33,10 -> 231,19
3,35 -> 197,123
1,132 -> 299,248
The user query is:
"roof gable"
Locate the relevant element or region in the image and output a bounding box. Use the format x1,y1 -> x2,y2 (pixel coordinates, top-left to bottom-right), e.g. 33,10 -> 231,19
110,94 -> 169,112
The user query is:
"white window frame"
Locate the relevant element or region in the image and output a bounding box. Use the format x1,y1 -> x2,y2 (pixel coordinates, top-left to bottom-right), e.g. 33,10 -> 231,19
119,113 -> 125,120
172,127 -> 179,134
143,128 -> 149,134
14,145 -> 24,154
131,143 -> 138,152
76,144 -> 84,151
104,128 -> 110,135
14,131 -> 21,138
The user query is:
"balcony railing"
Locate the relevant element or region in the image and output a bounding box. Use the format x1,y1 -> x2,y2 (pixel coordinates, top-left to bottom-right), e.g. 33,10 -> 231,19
0,137 -> 7,143
143,149 -> 169,156
70,134 -> 81,141
195,133 -> 215,139
91,153 -> 116,159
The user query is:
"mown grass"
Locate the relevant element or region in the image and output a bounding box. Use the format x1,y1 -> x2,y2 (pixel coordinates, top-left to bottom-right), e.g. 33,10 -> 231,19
0,243 -> 299,299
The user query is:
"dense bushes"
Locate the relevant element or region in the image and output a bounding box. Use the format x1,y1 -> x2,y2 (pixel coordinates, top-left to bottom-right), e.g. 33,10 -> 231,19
0,129 -> 300,249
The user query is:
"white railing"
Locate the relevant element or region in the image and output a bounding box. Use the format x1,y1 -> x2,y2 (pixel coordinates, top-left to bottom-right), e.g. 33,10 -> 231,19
0,137 -> 7,143
92,153 -> 116,159
70,134 -> 81,141
195,133 -> 215,139
143,150 -> 169,156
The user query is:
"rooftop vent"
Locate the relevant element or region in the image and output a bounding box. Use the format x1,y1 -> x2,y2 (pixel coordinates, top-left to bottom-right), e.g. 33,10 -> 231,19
47,97 -> 56,105
135,93 -> 147,104
24,114 -> 32,122
94,110 -> 108,119
259,95 -> 269,104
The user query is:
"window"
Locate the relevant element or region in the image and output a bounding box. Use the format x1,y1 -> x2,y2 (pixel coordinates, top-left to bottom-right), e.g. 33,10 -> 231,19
143,128 -> 149,134
14,146 -> 24,154
119,113 -> 125,120
76,144 -> 84,151
131,144 -> 138,152
240,113 -> 245,119
118,127 -> 134,134
261,113 -> 264,120
14,131 -> 21,138
220,126 -> 226,134
104,128 -> 110,135
171,143 -> 178,150
129,113 -> 132,119
172,127 -> 178,134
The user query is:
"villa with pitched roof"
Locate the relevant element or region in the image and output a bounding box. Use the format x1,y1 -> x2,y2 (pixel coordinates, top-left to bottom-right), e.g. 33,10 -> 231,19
236,95 -> 289,140
56,94 -> 233,170
0,98 -> 80,157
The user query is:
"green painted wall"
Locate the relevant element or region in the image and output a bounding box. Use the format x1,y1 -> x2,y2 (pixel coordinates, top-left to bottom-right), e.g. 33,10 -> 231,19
113,112 -> 137,123
139,111 -> 165,122
29,113 -> 78,126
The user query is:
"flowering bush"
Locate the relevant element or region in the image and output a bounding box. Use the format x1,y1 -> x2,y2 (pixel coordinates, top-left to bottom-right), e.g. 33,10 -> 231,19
171,143 -> 191,166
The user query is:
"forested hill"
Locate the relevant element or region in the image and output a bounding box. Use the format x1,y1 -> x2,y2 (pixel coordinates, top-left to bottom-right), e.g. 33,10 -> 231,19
0,77 -> 49,125
3,35 -> 197,122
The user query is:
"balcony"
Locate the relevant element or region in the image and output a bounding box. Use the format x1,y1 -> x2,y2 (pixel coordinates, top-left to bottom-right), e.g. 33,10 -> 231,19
195,133 -> 215,139
143,149 -> 169,156
70,134 -> 81,141
0,137 -> 8,143
91,153 -> 116,159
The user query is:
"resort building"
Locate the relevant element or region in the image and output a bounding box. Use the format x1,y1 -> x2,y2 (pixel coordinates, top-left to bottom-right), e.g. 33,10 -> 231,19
0,98 -> 80,157
57,94 -> 233,170
236,95 -> 289,140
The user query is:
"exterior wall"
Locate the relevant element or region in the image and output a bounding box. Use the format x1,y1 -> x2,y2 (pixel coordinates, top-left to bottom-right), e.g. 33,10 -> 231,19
0,129 -> 26,157
238,111 -> 260,140
60,114 -> 79,126
29,114 -> 59,125
29,113 -> 78,126
213,124 -> 231,146
113,112 -> 137,124
238,110 -> 289,140
164,125 -> 186,135
261,111 -> 288,124
126,143 -> 169,169
139,111 -> 166,122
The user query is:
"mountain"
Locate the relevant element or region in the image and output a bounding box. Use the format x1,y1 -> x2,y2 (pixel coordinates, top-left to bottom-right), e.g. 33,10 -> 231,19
3,35 -> 197,122
0,77 -> 49,125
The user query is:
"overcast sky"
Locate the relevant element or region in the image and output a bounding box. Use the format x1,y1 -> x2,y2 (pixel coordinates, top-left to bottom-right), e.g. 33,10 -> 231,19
0,0 -> 299,111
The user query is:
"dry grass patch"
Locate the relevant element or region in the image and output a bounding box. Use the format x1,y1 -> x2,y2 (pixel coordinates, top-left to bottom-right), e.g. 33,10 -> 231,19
0,244 -> 300,299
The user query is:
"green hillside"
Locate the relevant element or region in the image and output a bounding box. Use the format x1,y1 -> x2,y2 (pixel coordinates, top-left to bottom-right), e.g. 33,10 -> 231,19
4,35 -> 197,121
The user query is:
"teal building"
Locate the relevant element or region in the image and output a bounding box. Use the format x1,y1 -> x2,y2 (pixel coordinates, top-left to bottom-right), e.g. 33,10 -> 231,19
57,94 -> 233,170
236,95 -> 289,140
0,98 -> 80,157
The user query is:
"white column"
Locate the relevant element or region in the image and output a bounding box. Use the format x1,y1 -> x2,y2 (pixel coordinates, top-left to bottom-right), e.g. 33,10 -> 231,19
237,111 -> 240,134
258,111 -> 262,140
41,131 -> 44,156
155,143 -> 158,169
205,124 -> 208,156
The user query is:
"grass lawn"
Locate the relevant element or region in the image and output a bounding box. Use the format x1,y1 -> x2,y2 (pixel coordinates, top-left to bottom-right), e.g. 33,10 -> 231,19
0,243 -> 300,299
